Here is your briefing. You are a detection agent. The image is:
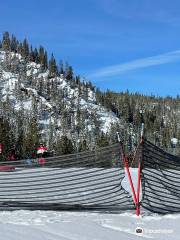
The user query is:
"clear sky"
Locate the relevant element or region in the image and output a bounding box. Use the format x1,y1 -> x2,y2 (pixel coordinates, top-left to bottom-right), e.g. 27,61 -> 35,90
0,0 -> 180,96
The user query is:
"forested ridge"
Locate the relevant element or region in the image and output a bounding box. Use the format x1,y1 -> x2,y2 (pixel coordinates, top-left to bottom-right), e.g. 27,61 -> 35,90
96,89 -> 180,155
0,32 -> 179,160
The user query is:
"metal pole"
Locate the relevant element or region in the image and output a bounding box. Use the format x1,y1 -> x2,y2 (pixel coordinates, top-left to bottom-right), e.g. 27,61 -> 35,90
136,114 -> 145,216
140,110 -> 144,140
136,159 -> 141,216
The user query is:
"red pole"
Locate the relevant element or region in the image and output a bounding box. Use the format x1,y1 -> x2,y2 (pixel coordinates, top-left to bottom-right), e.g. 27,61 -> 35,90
120,148 -> 138,207
117,132 -> 140,215
125,157 -> 138,207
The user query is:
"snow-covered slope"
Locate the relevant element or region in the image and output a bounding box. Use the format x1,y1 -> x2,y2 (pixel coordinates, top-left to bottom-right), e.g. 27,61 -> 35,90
0,50 -> 120,146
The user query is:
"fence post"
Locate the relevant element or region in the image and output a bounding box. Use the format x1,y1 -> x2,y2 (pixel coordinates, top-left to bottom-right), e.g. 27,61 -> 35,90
136,116 -> 145,216
136,159 -> 141,216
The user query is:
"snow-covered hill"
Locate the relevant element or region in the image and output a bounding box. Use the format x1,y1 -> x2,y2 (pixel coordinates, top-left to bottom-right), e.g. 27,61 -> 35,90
0,50 -> 120,148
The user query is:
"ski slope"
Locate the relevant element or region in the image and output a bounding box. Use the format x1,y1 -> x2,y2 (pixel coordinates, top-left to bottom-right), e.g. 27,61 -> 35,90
0,168 -> 179,239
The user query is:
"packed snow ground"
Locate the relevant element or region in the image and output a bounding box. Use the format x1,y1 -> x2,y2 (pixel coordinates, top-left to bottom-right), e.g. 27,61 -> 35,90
0,210 -> 179,240
0,168 -> 179,239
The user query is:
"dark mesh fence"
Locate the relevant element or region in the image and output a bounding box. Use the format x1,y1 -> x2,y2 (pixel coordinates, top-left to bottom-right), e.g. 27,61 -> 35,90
0,144 -> 135,211
141,140 -> 180,214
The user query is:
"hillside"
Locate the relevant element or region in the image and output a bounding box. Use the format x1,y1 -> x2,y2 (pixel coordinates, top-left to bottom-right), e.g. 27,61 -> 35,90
0,33 -> 121,159
96,89 -> 180,155
0,32 -> 179,159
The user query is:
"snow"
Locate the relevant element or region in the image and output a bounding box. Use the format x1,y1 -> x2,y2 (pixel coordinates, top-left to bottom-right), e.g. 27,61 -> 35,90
39,119 -> 51,125
58,79 -> 67,89
1,71 -> 18,96
0,207 -> 179,239
15,101 -> 32,111
0,168 -> 178,239
98,110 -> 119,133
0,49 -> 120,136
171,138 -> 178,145
38,72 -> 49,78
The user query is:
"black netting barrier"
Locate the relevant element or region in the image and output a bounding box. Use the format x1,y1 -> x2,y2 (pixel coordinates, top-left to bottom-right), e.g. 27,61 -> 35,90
0,144 -> 135,211
141,140 -> 180,214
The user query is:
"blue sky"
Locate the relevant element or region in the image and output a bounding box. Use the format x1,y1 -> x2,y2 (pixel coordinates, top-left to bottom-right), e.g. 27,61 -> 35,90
0,0 -> 180,96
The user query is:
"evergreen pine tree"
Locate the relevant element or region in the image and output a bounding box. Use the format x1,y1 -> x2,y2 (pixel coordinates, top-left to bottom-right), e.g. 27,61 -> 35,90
49,54 -> 57,78
65,64 -> 73,80
23,116 -> 40,156
55,136 -> 74,154
2,32 -> 10,51
59,60 -> 64,75
22,38 -> 29,58
96,133 -> 109,147
79,140 -> 88,152
10,35 -> 18,52
0,117 -> 14,160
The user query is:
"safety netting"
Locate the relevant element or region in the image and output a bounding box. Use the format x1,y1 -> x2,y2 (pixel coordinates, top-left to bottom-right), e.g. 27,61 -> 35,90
0,143 -> 135,211
141,140 -> 180,214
